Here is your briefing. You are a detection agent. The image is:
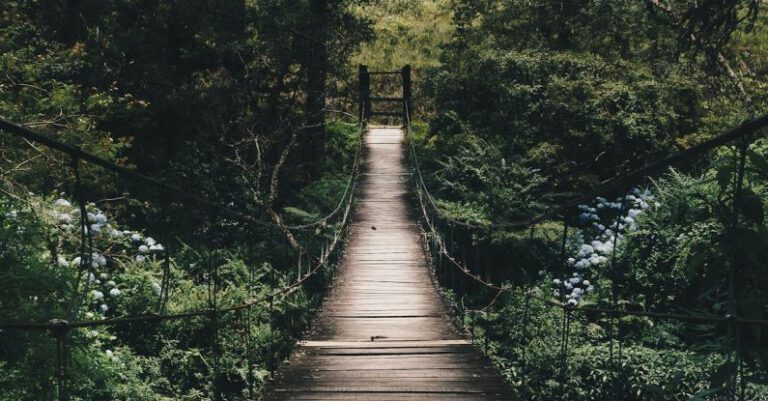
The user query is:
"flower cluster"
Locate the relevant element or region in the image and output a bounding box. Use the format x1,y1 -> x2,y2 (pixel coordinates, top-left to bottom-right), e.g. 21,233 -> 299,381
48,197 -> 166,317
553,188 -> 656,306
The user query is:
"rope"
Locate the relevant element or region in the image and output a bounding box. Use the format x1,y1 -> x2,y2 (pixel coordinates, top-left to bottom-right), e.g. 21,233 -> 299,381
156,197 -> 172,314
607,191 -> 627,401
404,109 -> 768,230
404,102 -> 768,328
0,118 -> 272,227
727,134 -> 751,401
53,323 -> 69,401
67,155 -> 94,321
0,105 -> 364,330
0,225 -> 349,331
285,109 -> 365,230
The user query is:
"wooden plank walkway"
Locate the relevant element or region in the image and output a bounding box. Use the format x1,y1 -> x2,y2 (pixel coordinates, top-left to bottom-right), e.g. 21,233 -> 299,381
262,127 -> 514,401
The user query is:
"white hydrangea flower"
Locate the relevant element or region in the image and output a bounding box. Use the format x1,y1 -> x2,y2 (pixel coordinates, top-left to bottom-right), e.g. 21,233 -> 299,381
57,213 -> 73,224
109,288 -> 121,297
92,253 -> 107,267
149,244 -> 164,252
135,255 -> 146,263
56,256 -> 69,268
99,304 -> 109,313
54,199 -> 72,207
107,280 -> 116,286
145,237 -> 156,246
91,290 -> 104,300
151,282 -> 162,296
130,233 -> 142,242
138,245 -> 149,254
95,213 -> 108,224
87,212 -> 97,223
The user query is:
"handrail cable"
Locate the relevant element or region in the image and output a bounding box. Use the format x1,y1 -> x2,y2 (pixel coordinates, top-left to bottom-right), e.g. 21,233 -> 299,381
285,113 -> 365,230
406,111 -> 768,229
405,103 -> 768,327
0,118 -> 272,227
0,108 -> 366,332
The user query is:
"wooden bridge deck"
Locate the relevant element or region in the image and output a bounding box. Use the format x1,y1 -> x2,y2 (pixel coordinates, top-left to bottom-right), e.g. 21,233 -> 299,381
263,127 -> 513,401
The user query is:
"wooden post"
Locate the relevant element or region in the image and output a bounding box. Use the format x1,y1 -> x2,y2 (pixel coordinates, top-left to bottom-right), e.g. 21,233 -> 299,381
359,65 -> 370,120
401,65 -> 412,119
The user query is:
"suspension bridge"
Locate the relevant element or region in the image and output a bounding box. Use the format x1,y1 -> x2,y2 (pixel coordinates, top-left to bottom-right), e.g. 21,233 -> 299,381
1,65 -> 768,401
261,125 -> 513,400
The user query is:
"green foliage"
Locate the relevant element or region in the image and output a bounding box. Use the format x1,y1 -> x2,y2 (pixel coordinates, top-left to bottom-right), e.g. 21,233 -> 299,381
429,47 -> 711,193
421,3 -> 768,398
0,194 -> 336,400
350,0 -> 453,70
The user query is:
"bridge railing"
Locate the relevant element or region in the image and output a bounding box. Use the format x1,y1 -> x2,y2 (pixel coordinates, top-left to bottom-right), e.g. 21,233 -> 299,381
404,101 -> 768,400
0,108 -> 366,400
358,64 -> 411,121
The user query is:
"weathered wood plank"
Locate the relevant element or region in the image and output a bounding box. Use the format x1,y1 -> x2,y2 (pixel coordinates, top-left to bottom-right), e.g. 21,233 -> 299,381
260,127 -> 514,401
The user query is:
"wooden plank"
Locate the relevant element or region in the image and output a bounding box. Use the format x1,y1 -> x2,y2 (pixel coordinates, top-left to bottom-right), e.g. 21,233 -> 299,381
261,128 -> 513,400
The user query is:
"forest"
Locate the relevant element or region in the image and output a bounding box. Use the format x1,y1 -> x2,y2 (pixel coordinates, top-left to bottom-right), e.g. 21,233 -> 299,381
1,0 -> 767,400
